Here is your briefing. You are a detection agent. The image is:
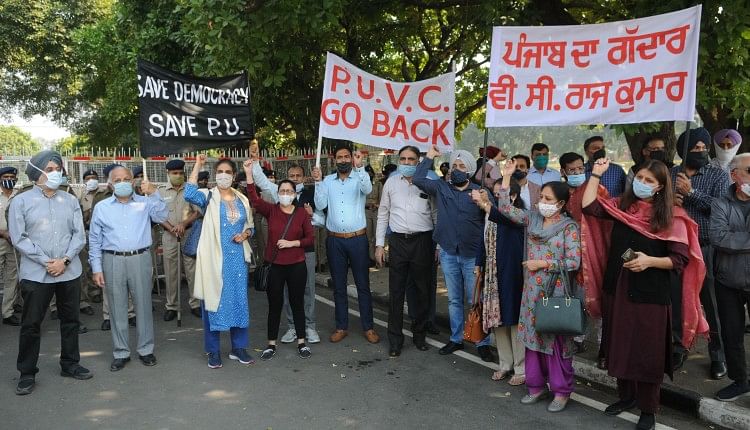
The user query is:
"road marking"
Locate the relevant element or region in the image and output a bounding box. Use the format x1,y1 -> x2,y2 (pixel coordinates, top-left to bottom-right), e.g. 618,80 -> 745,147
315,293 -> 677,430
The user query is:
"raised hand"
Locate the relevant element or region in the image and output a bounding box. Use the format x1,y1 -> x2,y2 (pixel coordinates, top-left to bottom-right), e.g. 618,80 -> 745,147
353,150 -> 364,168
312,166 -> 323,182
426,145 -> 441,160
502,158 -> 517,177
592,158 -> 610,176
195,154 -> 208,167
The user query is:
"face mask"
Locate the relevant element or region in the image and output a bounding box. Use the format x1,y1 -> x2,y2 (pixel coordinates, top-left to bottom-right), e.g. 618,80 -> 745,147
533,155 -> 549,170
566,173 -> 586,187
1,179 -> 16,189
648,150 -> 666,162
632,178 -> 656,199
450,170 -> 469,186
592,149 -> 606,161
538,202 -> 560,218
28,162 -> 62,190
278,195 -> 295,206
85,179 -> 99,191
714,144 -> 740,167
511,170 -> 527,180
741,183 -> 750,198
685,151 -> 709,169
113,181 -> 133,197
295,183 -> 304,193
216,173 -> 233,189
398,164 -> 417,177
169,174 -> 185,186
336,162 -> 353,174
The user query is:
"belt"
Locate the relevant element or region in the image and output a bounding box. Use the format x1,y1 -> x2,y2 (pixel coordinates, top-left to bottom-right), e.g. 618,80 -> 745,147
390,231 -> 432,239
327,228 -> 367,239
103,247 -> 150,256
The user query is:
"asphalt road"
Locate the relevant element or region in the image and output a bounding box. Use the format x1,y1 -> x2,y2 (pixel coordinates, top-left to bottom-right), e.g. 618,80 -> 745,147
0,287 -> 715,430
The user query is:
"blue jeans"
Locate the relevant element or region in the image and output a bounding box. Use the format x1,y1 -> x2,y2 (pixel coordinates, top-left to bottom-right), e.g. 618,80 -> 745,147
202,304 -> 248,354
440,249 -> 490,346
327,234 -> 374,331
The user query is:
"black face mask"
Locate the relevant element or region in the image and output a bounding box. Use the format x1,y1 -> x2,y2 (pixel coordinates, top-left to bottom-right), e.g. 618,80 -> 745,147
1,179 -> 16,189
649,150 -> 666,162
592,149 -> 606,161
336,162 -> 353,174
685,151 -> 709,169
511,170 -> 527,180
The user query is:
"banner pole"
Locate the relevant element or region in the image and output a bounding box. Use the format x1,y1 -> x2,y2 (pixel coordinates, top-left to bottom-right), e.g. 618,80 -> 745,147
480,127 -> 489,189
315,134 -> 323,168
681,120 -> 691,173
142,158 -> 148,181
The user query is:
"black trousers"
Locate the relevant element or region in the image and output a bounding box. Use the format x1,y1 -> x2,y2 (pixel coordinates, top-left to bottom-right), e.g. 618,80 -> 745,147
617,379 -> 660,414
387,231 -> 433,348
715,281 -> 750,383
672,244 -> 725,361
267,262 -> 306,341
18,278 -> 81,377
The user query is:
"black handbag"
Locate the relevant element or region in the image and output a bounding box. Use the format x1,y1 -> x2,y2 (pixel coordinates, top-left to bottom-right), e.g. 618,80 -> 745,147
253,209 -> 296,292
533,262 -> 586,336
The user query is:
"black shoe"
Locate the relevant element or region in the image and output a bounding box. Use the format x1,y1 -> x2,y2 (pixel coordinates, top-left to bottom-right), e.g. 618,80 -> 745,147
80,306 -> 95,316
78,325 -> 88,334
60,364 -> 93,380
190,307 -> 202,318
110,357 -> 130,372
129,317 -> 136,327
389,348 -> 401,357
477,345 -> 494,362
715,381 -> 750,402
13,304 -> 22,314
50,310 -> 58,320
711,361 -> 728,380
91,295 -> 102,304
597,357 -> 608,370
604,398 -> 637,415
672,352 -> 686,371
101,320 -> 111,331
138,354 -> 157,366
636,412 -> 655,430
426,323 -> 440,335
163,310 -> 177,321
574,340 -> 587,354
439,342 -> 464,355
15,376 -> 35,396
413,339 -> 429,351
3,315 -> 20,326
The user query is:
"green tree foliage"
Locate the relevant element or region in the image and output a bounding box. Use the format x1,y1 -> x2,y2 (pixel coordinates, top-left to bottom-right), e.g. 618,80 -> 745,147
0,125 -> 41,155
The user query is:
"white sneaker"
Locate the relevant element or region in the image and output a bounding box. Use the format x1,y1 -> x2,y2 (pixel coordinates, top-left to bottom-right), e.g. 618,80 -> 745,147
280,328 -> 297,344
306,327 -> 321,344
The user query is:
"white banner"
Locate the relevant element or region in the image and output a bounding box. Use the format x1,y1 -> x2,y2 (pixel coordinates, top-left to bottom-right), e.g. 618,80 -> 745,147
485,6 -> 701,127
319,53 -> 455,151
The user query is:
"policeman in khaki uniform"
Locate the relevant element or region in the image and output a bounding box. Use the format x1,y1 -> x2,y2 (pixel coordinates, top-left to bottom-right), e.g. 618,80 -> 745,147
159,159 -> 201,321
0,166 -> 20,326
79,169 -> 108,305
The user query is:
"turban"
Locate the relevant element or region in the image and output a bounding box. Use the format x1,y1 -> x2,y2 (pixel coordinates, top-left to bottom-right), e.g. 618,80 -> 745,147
26,150 -> 63,182
713,129 -> 742,147
484,146 -> 501,160
449,150 -> 477,174
676,127 -> 711,159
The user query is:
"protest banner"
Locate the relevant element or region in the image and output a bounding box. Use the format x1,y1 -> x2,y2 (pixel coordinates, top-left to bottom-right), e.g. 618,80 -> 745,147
317,53 -> 455,165
137,59 -> 253,157
485,6 -> 701,127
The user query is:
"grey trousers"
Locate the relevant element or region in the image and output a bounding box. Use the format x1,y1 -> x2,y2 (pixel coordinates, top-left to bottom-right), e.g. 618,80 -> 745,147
103,252 -> 154,359
284,251 -> 317,331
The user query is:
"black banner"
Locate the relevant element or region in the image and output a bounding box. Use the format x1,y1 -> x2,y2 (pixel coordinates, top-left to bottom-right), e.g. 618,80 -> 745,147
137,59 -> 253,157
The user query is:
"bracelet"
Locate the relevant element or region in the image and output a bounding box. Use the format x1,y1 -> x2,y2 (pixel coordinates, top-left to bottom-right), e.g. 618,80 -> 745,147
590,173 -> 602,179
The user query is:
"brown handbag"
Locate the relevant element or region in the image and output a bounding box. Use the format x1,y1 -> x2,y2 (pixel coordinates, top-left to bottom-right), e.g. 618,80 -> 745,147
463,272 -> 488,343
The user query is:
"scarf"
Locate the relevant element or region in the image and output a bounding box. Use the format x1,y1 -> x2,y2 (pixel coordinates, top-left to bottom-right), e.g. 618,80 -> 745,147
194,187 -> 254,312
527,210 -> 577,243
482,212 -> 501,332
585,196 -> 708,348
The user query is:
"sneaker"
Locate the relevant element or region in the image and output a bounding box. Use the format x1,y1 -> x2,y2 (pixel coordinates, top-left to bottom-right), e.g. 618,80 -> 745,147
15,377 -> 35,396
298,345 -> 312,359
715,381 -> 750,402
280,328 -> 297,344
229,348 -> 255,365
306,328 -> 321,344
207,352 -> 223,369
260,347 -> 276,361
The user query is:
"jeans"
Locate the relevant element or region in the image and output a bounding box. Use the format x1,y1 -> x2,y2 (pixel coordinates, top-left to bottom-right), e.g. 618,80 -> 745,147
439,249 -> 490,346
327,235 -> 374,331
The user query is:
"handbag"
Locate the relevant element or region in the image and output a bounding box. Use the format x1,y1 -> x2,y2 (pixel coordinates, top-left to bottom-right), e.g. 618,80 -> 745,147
534,262 -> 586,336
253,208 -> 296,292
463,272 -> 488,343
182,191 -> 210,257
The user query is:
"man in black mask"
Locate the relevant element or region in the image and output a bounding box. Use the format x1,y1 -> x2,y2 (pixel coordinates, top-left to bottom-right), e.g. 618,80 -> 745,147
626,134 -> 673,191
670,126 -> 732,379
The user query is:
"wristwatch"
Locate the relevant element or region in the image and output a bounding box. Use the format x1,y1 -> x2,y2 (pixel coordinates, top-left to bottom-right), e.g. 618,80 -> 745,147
63,257 -> 71,266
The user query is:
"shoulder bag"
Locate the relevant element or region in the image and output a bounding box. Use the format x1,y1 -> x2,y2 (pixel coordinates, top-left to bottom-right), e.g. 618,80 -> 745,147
253,208 -> 296,292
463,271 -> 488,342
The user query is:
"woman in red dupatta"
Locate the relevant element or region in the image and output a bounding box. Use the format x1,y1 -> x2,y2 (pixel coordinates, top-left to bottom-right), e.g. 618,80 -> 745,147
581,159 -> 706,430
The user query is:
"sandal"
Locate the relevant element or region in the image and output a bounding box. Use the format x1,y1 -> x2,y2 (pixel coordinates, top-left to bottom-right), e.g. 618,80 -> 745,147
491,370 -> 509,381
508,374 -> 526,386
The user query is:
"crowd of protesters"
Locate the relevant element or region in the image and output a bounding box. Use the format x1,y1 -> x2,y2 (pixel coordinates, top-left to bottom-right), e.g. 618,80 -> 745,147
1,127 -> 749,430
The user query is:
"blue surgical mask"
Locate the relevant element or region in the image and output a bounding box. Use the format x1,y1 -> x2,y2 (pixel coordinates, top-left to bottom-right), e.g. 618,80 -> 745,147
450,170 -> 469,185
295,183 -> 304,193
632,179 -> 655,199
28,162 -> 62,190
113,181 -> 133,197
397,164 -> 417,178
566,173 -> 586,188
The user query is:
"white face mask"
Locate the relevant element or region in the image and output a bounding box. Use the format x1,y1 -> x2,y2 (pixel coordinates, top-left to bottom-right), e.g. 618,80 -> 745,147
278,194 -> 295,206
215,173 -> 233,189
741,183 -> 750,198
537,202 -> 560,218
715,144 -> 740,167
85,179 -> 99,191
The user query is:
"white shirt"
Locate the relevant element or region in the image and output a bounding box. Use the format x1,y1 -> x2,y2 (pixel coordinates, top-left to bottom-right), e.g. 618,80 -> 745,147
520,182 -> 531,210
375,174 -> 436,247
527,167 -> 561,186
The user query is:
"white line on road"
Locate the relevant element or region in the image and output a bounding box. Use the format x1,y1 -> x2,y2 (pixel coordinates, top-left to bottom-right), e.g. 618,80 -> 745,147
315,293 -> 676,430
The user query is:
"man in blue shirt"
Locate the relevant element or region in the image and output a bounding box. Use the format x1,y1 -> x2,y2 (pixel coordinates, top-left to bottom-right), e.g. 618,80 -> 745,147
313,143 -> 379,344
413,145 -> 493,360
583,136 -> 626,197
89,166 -> 168,372
527,143 -> 561,186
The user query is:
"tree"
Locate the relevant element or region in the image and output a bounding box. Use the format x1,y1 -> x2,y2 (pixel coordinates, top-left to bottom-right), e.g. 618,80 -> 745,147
0,125 -> 41,155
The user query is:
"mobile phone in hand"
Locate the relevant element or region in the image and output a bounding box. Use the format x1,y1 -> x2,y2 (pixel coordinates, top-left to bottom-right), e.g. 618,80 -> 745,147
621,248 -> 636,262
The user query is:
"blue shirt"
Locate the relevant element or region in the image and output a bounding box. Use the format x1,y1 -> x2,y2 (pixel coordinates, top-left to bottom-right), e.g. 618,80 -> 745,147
88,192 -> 168,273
412,157 -> 485,258
314,167 -> 372,233
585,160 -> 626,197
527,166 -> 561,186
